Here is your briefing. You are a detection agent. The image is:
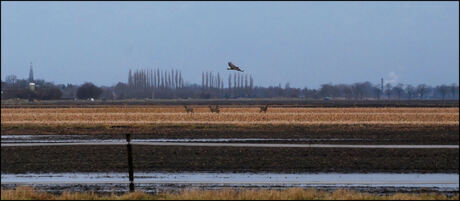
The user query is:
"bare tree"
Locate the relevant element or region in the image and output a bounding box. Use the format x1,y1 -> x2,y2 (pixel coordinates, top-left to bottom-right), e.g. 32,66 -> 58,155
233,73 -> 237,89
206,72 -> 209,88
406,85 -> 415,100
385,83 -> 392,99
128,69 -> 133,87
175,69 -> 179,89
320,83 -> 339,99
167,70 -> 171,89
438,85 -> 449,100
151,69 -> 154,88
210,72 -> 214,88
179,71 -> 184,88
170,69 -> 174,89
450,83 -> 458,99
228,73 -> 232,90
153,69 -> 157,88
156,69 -> 160,88
373,84 -> 382,100
240,74 -> 244,90
145,69 -> 150,88
201,72 -> 205,88
236,73 -> 240,88
244,74 -> 248,89
393,84 -> 404,99
217,73 -> 221,90
160,70 -> 164,89
417,84 -> 426,99
5,74 -> 17,84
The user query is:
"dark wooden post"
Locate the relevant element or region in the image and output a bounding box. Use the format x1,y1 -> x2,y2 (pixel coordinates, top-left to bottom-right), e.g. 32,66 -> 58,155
126,134 -> 135,192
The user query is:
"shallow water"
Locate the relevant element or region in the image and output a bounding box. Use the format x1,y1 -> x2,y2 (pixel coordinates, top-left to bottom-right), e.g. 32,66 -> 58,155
2,172 -> 458,189
2,135 -> 458,193
1,135 -> 370,143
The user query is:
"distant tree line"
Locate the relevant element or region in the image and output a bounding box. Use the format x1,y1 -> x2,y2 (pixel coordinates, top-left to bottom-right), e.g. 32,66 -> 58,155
1,69 -> 459,101
309,82 -> 459,100
113,68 -> 186,99
198,71 -> 254,99
76,83 -> 102,100
1,76 -> 62,100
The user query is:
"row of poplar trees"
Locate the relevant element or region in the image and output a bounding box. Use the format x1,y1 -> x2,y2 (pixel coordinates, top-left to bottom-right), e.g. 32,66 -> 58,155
128,69 -> 185,89
127,69 -> 185,98
125,68 -> 255,99
200,71 -> 254,98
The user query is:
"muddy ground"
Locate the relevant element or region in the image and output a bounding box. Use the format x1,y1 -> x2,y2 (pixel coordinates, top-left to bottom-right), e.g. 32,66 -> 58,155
2,145 -> 458,174
2,124 -> 458,145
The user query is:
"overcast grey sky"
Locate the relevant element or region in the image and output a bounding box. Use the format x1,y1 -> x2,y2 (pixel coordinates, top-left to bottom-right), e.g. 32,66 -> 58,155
1,1 -> 458,88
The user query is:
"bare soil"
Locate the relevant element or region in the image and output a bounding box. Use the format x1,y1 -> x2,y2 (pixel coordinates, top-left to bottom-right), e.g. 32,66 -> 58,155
2,145 -> 458,174
2,124 -> 458,145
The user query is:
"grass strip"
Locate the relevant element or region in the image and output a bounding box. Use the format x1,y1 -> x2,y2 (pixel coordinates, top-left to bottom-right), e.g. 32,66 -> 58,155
1,186 -> 458,200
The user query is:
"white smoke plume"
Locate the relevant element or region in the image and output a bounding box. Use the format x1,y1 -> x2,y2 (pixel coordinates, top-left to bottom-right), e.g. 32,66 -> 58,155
384,72 -> 399,85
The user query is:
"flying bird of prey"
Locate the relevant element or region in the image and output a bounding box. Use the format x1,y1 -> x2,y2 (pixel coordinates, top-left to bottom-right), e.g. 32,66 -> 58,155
227,62 -> 244,72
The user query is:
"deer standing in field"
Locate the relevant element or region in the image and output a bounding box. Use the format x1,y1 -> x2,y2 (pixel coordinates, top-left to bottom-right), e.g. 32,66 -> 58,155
209,105 -> 220,113
260,104 -> 269,113
184,105 -> 194,113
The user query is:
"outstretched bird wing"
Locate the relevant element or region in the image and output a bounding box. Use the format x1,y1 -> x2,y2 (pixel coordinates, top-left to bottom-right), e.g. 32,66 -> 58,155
228,62 -> 237,69
228,62 -> 244,72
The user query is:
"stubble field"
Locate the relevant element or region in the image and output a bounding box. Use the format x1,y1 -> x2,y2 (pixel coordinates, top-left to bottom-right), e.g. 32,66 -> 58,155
1,106 -> 458,125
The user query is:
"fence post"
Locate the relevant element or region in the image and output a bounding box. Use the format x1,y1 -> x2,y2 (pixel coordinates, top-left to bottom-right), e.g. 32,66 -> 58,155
126,134 -> 135,192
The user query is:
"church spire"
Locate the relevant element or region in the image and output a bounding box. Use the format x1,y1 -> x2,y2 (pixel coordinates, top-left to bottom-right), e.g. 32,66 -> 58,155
28,62 -> 34,82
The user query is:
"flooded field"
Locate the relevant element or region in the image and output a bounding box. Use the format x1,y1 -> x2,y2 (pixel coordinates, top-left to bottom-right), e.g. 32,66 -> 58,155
2,172 -> 458,194
1,106 -> 458,196
1,134 -> 374,144
4,135 -> 458,149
